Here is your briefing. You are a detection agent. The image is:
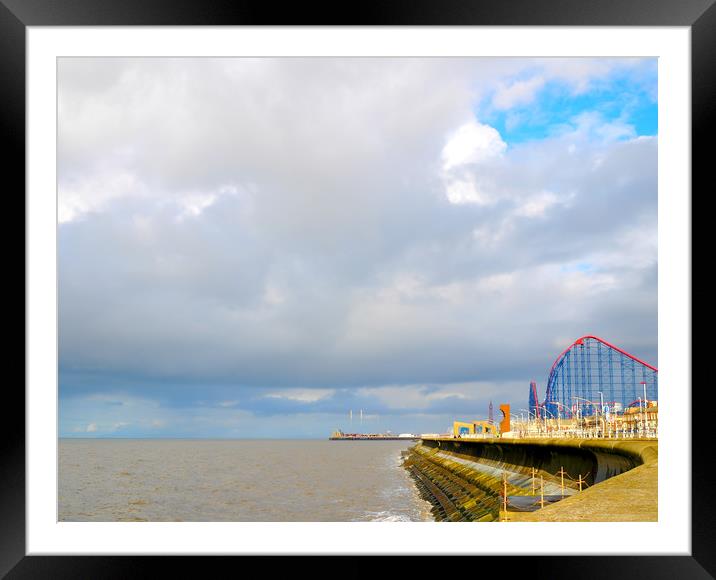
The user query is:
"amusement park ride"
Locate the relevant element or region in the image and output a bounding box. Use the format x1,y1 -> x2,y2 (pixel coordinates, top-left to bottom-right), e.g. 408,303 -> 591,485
524,335 -> 658,439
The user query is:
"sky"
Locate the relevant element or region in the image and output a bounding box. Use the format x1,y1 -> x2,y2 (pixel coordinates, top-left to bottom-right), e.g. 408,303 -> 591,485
58,57 -> 658,438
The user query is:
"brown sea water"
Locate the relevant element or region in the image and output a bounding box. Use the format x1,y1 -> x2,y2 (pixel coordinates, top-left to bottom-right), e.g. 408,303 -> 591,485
59,439 -> 433,522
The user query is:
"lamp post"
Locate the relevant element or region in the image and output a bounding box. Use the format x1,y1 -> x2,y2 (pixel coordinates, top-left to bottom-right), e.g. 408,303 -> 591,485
573,397 -> 597,438
520,409 -> 539,437
640,381 -> 648,437
597,391 -> 606,438
542,407 -> 556,436
636,397 -> 642,438
509,413 -> 522,437
552,401 -> 568,437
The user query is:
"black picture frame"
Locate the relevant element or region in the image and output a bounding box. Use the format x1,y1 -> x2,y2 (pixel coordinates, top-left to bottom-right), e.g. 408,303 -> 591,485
5,0 -> 708,577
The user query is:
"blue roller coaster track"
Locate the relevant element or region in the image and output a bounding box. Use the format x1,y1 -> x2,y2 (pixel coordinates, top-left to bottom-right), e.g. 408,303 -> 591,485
531,335 -> 658,419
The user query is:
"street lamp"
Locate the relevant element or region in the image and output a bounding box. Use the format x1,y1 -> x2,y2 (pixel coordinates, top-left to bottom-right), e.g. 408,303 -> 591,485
640,381 -> 649,437
520,409 -> 537,422
509,413 -> 522,437
542,407 -> 556,436
552,401 -> 567,436
597,391 -> 606,438
573,397 -> 598,438
519,409 -> 539,437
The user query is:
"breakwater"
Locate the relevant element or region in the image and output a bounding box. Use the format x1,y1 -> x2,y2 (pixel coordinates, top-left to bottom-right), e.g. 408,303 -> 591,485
402,437 -> 658,522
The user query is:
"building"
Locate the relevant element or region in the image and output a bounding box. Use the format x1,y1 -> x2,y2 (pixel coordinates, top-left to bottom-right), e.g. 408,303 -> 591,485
619,401 -> 658,435
453,420 -> 499,438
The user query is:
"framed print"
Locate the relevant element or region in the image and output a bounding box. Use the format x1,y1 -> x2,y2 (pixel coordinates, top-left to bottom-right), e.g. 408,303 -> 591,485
6,0 -> 710,577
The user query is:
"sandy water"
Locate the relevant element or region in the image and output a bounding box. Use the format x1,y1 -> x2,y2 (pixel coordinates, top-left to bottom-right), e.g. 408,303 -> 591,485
59,439 -> 433,522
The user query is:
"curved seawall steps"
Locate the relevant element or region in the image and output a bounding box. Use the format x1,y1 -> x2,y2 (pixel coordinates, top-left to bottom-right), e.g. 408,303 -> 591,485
402,437 -> 658,522
404,449 -> 500,521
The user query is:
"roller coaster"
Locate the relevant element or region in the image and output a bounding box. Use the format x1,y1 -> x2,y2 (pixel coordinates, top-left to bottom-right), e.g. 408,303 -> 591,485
530,335 -> 658,419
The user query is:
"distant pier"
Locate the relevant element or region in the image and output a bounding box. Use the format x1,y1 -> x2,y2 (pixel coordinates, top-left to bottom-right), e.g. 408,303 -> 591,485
329,430 -> 418,441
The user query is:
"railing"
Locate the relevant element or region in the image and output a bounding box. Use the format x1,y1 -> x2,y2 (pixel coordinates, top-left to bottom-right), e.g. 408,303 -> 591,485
502,420 -> 657,439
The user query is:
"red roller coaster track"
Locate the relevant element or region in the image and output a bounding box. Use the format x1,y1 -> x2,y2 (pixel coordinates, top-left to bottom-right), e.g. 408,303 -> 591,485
543,335 -> 658,409
547,335 -> 658,378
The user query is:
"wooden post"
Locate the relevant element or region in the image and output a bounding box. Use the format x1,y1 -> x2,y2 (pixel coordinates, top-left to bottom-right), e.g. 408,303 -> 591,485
559,466 -> 565,498
531,467 -> 537,496
540,475 -> 545,508
502,473 -> 508,521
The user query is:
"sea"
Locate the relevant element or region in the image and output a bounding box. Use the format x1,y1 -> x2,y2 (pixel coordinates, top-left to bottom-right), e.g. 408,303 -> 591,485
58,439 -> 434,522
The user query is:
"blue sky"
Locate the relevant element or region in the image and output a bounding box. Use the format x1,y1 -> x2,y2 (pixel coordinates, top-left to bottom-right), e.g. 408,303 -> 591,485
58,58 -> 658,438
479,61 -> 657,145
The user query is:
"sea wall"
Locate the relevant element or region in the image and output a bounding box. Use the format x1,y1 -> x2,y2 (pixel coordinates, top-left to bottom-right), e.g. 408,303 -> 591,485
402,437 -> 658,522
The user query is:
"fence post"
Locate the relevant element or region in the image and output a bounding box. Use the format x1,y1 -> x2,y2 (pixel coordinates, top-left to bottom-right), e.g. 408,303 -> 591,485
502,473 -> 508,520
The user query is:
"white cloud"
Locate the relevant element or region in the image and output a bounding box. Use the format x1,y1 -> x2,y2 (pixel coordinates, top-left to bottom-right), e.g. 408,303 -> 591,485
444,179 -> 493,206
59,169 -> 145,224
441,120 -> 506,171
570,111 -> 637,143
492,76 -> 545,110
471,220 -> 513,248
513,191 -> 560,218
356,382 -> 514,412
536,58 -> 633,94
357,386 -> 446,410
262,285 -> 286,307
176,192 -> 218,220
264,389 -> 336,403
440,120 -> 506,206
562,270 -> 619,296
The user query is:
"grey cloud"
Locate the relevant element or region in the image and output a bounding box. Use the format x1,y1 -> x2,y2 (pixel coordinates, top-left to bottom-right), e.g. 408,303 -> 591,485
58,58 -> 657,416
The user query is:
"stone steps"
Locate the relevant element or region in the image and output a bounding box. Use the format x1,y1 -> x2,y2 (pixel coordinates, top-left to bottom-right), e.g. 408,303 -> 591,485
403,443 -> 580,521
404,450 -> 500,521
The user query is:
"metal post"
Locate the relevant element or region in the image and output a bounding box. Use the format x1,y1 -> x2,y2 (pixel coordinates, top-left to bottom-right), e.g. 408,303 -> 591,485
642,381 -> 648,436
637,397 -> 642,438
557,404 -> 562,437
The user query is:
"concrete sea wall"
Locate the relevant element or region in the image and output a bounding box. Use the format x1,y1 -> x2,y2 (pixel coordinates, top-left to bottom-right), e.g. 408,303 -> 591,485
402,437 -> 658,522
